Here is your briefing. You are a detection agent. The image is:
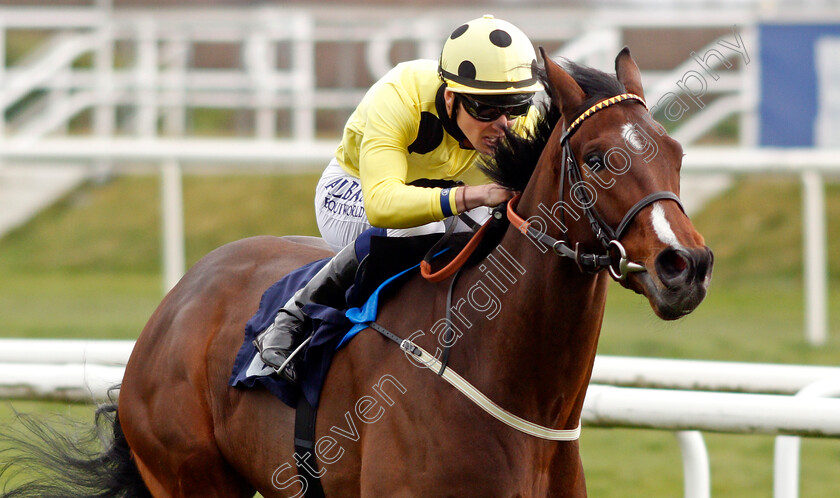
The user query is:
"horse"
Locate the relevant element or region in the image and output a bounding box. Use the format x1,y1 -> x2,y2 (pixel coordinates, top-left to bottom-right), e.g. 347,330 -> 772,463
1,47 -> 712,497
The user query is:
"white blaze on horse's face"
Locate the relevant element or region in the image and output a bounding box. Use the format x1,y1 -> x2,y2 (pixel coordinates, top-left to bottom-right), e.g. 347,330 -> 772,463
621,123 -> 645,152
650,202 -> 680,248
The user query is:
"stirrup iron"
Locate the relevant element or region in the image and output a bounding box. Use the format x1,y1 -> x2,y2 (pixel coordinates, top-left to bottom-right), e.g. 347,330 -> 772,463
274,336 -> 311,376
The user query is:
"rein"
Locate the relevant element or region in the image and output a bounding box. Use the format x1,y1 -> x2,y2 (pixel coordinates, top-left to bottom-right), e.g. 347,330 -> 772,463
508,93 -> 684,281
420,213 -> 492,282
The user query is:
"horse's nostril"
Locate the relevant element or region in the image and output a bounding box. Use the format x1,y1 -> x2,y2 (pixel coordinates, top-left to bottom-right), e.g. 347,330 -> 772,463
655,247 -> 692,285
694,248 -> 714,284
670,253 -> 688,272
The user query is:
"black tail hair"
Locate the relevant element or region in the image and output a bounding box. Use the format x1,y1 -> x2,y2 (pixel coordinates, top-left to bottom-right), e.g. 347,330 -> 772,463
0,386 -> 150,498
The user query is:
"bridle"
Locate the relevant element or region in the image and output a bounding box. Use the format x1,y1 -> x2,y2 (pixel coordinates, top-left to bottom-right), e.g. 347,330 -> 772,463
506,93 -> 684,281
371,94 -> 687,442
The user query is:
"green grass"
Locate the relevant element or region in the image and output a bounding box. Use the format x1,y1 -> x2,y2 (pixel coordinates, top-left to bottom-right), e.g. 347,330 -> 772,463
0,173 -> 321,276
0,173 -> 321,338
581,430 -> 840,496
601,279 -> 840,364
691,176 -> 840,285
1,173 -> 840,496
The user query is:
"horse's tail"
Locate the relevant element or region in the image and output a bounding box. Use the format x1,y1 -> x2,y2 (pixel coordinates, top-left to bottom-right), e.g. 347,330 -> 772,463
0,387 -> 150,498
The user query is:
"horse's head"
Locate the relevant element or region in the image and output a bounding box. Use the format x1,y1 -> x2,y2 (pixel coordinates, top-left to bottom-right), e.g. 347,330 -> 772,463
507,47 -> 713,320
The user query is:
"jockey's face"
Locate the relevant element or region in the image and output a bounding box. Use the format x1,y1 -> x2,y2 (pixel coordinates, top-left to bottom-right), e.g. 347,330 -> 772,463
444,89 -> 514,155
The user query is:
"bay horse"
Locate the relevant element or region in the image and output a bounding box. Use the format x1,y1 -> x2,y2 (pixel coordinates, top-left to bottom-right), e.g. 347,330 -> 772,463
1,48 -> 712,497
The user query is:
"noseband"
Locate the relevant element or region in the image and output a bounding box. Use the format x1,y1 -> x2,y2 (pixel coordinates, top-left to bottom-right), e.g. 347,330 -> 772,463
506,93 -> 684,281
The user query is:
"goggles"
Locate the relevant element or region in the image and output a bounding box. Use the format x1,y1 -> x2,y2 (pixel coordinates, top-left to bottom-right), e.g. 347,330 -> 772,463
457,94 -> 532,122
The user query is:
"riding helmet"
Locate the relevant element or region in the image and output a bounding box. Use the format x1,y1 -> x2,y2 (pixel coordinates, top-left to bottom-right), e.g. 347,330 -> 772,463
438,14 -> 543,99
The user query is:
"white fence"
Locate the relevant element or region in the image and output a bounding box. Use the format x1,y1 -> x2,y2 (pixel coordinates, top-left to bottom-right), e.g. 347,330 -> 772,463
1,339 -> 839,498
0,6 -> 757,143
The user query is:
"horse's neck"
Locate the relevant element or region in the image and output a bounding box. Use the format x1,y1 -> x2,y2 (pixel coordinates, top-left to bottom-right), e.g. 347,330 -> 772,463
449,222 -> 610,429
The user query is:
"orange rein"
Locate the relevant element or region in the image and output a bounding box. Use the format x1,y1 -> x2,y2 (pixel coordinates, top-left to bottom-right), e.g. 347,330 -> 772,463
420,216 -> 494,283
504,193 -> 529,234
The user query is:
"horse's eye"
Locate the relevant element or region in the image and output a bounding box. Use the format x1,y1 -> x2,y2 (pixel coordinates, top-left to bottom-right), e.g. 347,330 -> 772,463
586,155 -> 603,172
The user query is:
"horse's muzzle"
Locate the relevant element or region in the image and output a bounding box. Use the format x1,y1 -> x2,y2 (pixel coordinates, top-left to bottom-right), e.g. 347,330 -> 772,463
643,246 -> 714,320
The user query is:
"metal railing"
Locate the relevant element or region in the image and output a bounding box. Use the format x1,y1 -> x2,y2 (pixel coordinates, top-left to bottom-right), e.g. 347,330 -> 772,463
1,6 -> 752,143
2,339 -> 840,498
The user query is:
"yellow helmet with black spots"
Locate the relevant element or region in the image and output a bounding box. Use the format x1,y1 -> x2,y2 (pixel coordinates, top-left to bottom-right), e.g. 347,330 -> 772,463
438,15 -> 543,96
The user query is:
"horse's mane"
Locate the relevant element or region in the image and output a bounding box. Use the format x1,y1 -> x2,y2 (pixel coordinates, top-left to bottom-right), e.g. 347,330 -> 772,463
479,59 -> 627,191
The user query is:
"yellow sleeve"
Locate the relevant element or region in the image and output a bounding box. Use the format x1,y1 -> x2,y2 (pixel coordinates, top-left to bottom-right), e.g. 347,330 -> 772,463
358,83 -> 451,229
456,166 -> 492,186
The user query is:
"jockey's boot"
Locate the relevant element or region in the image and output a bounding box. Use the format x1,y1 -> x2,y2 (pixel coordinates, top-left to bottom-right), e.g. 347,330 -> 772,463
253,243 -> 360,384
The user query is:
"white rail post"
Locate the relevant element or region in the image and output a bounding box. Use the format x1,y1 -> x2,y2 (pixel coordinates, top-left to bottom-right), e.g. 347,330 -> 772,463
162,32 -> 187,137
676,431 -> 711,498
802,170 -> 828,346
136,17 -> 158,139
93,18 -> 115,181
739,23 -> 759,148
291,12 -> 314,141
161,158 -> 185,292
773,377 -> 840,498
416,17 -> 442,62
247,21 -> 276,140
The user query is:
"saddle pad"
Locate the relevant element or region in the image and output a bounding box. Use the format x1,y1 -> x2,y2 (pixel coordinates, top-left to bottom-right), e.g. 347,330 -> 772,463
229,228 -> 454,409
228,255 -> 428,409
229,257 -> 350,408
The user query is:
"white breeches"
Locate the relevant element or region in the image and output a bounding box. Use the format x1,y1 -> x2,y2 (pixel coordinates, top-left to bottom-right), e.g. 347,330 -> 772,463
314,158 -> 491,252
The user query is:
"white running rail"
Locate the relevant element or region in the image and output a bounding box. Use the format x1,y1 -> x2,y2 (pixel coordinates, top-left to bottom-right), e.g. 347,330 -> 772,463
4,342 -> 840,497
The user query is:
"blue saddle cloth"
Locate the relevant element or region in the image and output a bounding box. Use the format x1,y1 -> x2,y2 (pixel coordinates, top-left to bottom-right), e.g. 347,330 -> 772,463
228,247 -> 424,409
229,226 -> 466,409
229,257 -> 349,408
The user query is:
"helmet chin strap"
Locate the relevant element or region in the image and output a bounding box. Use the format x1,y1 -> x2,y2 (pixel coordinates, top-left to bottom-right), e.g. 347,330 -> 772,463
435,84 -> 471,149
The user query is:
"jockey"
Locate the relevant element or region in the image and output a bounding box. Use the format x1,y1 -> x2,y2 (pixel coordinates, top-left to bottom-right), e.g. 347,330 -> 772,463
254,15 -> 544,383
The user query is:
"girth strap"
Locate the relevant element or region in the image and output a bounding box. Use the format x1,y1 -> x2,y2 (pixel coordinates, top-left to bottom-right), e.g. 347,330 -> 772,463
293,396 -> 326,498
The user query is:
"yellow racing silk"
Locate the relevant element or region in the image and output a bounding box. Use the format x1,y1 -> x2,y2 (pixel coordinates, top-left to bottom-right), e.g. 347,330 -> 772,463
335,59 -> 539,228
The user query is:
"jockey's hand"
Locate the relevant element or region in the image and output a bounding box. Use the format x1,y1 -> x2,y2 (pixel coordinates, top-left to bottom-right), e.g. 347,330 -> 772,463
456,184 -> 517,213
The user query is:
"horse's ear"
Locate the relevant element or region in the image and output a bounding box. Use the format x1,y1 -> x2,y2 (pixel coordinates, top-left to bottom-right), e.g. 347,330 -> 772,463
615,46 -> 645,100
539,47 -> 584,120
